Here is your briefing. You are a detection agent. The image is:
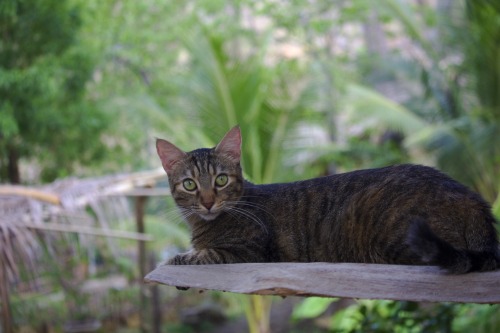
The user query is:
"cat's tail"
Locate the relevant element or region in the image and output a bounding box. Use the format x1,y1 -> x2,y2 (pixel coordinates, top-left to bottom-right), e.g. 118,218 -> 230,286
406,219 -> 500,274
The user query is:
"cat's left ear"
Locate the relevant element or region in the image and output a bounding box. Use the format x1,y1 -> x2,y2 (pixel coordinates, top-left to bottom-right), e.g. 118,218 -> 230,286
215,125 -> 241,163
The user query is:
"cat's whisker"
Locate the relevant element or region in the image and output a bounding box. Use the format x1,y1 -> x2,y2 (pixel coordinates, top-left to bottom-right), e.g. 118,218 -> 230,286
224,209 -> 262,232
229,200 -> 276,219
224,206 -> 268,235
156,206 -> 184,217
157,206 -> 195,226
159,213 -> 185,226
156,209 -> 181,221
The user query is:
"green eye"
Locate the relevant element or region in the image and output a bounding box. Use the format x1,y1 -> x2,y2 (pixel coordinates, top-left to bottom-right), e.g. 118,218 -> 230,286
215,174 -> 228,187
182,179 -> 197,191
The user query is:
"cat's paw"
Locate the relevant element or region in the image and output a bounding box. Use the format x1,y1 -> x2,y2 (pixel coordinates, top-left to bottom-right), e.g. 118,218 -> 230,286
164,249 -> 228,265
158,256 -> 190,290
155,255 -> 189,266
167,254 -> 190,265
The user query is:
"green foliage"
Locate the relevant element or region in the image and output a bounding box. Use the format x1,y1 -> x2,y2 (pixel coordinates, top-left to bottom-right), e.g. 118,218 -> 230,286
465,0 -> 500,115
0,0 -> 111,183
293,297 -> 337,320
330,301 -> 456,333
454,304 -> 500,333
343,0 -> 500,204
292,297 -> 500,333
11,292 -> 67,329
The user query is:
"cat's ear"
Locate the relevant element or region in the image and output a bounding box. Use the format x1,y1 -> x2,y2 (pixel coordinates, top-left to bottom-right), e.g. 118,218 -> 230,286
215,126 -> 241,163
156,138 -> 187,173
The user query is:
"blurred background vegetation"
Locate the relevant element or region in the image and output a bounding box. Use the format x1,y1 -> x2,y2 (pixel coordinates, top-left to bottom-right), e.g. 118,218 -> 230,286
1,0 -> 499,332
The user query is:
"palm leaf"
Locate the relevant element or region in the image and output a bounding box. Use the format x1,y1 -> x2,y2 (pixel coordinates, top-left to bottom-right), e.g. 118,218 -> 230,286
377,0 -> 436,59
175,29 -> 304,183
345,84 -> 428,134
344,83 -> 500,202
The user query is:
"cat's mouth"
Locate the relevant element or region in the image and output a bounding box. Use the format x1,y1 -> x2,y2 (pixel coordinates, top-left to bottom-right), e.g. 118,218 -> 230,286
198,211 -> 220,221
196,202 -> 227,221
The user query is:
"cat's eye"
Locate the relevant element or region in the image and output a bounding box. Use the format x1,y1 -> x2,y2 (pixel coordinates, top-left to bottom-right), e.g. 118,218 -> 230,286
215,174 -> 228,187
182,179 -> 197,191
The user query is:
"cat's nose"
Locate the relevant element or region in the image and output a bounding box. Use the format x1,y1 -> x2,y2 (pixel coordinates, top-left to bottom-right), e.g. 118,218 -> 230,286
202,201 -> 215,210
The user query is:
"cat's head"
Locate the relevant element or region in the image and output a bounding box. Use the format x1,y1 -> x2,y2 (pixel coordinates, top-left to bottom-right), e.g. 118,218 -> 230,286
156,126 -> 244,221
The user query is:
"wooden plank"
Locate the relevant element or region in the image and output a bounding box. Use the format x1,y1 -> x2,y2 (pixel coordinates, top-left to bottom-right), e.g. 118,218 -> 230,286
144,263 -> 500,304
20,222 -> 153,241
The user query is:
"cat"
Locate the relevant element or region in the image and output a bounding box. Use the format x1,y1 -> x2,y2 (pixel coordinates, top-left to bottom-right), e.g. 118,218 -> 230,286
156,126 -> 500,273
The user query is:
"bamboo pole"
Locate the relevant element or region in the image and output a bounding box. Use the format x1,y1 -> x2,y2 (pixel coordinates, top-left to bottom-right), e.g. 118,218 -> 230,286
135,196 -> 149,333
0,185 -> 60,205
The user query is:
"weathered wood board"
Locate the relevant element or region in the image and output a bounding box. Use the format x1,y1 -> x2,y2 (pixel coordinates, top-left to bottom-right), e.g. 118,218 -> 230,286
144,263 -> 500,304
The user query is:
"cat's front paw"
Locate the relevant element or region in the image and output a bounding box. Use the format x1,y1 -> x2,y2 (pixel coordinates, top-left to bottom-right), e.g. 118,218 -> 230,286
163,249 -> 227,265
167,254 -> 190,265
157,256 -> 190,290
155,254 -> 190,266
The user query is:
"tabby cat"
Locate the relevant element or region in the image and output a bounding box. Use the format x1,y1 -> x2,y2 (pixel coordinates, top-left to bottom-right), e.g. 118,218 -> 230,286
156,126 -> 500,273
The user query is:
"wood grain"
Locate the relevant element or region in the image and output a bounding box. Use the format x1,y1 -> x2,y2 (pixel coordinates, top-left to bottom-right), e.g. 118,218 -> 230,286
144,263 -> 500,303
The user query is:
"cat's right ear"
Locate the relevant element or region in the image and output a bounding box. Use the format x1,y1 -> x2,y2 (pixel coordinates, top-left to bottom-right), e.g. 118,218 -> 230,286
156,138 -> 187,174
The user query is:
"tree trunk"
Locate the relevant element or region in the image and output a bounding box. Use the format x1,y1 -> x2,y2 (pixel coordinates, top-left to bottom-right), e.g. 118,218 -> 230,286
7,146 -> 20,184
0,251 -> 14,333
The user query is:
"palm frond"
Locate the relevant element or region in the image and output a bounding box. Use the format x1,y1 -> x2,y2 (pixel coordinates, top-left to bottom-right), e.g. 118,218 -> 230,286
345,83 -> 428,134
377,0 -> 436,59
0,169 -> 166,291
344,82 -> 500,202
175,29 -> 306,183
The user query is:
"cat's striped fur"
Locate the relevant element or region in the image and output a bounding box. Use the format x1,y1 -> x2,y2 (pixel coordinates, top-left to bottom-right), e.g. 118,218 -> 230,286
156,126 -> 500,273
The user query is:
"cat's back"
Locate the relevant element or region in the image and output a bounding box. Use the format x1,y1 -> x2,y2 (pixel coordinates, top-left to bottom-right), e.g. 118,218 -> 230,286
243,164 -> 465,225
246,164 -> 472,206
241,164 -> 496,264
